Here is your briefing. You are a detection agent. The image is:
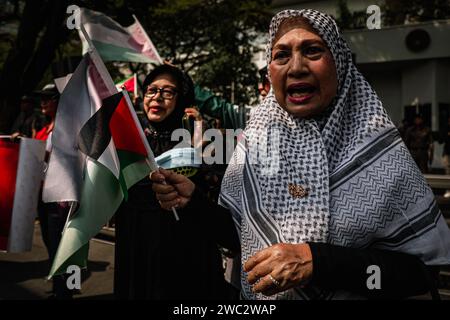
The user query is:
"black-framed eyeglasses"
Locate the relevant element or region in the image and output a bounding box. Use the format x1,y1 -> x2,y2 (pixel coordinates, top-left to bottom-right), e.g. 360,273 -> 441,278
144,87 -> 177,100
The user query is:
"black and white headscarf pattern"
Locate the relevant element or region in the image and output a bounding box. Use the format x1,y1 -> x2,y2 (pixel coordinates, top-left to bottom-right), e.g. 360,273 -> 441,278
219,9 -> 450,300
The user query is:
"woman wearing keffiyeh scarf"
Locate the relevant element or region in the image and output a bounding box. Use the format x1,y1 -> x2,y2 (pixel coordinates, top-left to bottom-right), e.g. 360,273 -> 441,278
151,9 -> 450,300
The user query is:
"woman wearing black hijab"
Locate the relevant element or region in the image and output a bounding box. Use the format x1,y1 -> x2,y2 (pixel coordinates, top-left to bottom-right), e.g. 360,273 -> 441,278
114,64 -> 239,300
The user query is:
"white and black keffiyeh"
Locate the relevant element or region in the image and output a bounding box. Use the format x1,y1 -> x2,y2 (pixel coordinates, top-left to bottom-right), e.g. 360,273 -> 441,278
219,9 -> 450,300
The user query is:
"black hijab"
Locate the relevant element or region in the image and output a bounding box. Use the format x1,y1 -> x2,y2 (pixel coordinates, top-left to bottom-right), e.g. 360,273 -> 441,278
141,65 -> 195,156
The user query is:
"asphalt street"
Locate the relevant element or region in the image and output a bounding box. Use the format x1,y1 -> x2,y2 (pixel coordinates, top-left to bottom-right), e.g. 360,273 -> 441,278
0,222 -> 114,300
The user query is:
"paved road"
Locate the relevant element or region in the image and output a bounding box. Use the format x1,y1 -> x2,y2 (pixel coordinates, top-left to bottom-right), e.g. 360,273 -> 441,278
1,216 -> 449,300
0,222 -> 114,300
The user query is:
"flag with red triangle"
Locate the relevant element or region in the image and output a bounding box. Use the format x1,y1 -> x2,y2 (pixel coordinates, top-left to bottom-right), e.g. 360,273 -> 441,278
43,50 -> 156,277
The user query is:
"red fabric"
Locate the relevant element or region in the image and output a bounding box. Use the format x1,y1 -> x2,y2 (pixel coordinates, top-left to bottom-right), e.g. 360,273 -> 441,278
121,76 -> 135,94
0,140 -> 19,250
35,125 -> 51,141
110,96 -> 147,156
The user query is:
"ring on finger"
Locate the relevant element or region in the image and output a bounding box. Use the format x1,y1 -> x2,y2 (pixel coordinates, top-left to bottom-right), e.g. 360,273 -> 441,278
268,274 -> 280,287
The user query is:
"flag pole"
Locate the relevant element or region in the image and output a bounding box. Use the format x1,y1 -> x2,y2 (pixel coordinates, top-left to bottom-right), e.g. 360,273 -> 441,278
62,201 -> 78,233
47,200 -> 78,279
133,73 -> 138,98
132,14 -> 163,64
79,24 -> 117,95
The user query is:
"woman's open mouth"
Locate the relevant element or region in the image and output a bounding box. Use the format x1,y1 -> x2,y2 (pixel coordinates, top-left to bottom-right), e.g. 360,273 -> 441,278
286,83 -> 316,104
149,107 -> 163,113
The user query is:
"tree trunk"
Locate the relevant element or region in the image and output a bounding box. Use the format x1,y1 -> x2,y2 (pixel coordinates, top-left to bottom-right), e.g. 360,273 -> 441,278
0,0 -> 70,133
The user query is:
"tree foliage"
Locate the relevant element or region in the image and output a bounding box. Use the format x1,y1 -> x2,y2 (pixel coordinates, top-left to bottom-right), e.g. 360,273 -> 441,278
0,0 -> 71,133
0,0 -> 272,133
142,0 -> 272,105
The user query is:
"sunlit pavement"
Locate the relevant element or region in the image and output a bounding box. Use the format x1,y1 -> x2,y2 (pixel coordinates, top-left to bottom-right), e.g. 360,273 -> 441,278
0,207 -> 449,300
0,223 -> 114,300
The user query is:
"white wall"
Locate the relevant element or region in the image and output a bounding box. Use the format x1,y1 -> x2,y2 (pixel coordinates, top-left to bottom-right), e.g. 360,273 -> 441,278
344,20 -> 450,64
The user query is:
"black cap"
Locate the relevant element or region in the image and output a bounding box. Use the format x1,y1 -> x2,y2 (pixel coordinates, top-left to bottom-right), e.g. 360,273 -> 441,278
35,83 -> 59,99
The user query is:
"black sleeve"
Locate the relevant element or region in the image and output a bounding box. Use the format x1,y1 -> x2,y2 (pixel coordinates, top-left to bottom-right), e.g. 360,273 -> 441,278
180,185 -> 240,253
308,242 -> 440,299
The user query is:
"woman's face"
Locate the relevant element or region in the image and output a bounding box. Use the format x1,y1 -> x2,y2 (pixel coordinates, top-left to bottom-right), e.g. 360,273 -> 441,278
269,23 -> 338,118
143,73 -> 178,123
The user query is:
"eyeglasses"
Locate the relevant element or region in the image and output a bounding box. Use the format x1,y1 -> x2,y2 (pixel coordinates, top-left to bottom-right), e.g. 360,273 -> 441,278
144,87 -> 177,100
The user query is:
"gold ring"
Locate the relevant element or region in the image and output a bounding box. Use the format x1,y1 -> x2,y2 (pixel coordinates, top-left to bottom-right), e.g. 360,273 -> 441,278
268,274 -> 280,287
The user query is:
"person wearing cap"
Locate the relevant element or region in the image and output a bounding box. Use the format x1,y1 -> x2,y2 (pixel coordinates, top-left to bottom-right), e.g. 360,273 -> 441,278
34,84 -> 59,141
34,83 -> 74,299
34,84 -> 60,252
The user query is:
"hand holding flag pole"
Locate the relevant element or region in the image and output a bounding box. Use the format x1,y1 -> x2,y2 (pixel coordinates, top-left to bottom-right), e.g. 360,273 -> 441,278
145,161 -> 180,221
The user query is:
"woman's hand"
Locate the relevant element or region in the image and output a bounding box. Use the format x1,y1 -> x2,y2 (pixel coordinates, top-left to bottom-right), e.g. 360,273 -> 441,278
10,132 -> 23,141
184,107 -> 202,121
244,243 -> 313,296
150,168 -> 195,210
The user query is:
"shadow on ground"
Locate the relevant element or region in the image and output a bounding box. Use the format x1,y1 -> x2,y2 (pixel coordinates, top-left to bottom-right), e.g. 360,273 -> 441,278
0,225 -> 115,300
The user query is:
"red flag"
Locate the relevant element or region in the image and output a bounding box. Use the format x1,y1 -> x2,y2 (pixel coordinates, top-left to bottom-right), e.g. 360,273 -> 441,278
115,74 -> 137,96
0,138 -> 45,252
0,140 -> 19,250
110,94 -> 147,156
123,76 -> 136,94
78,91 -> 147,159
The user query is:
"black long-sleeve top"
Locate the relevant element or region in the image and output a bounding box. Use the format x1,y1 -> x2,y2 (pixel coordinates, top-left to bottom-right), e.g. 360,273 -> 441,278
186,187 -> 441,300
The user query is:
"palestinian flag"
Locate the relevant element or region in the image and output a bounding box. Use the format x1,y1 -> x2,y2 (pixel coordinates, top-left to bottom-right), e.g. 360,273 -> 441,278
77,91 -> 148,200
78,7 -> 162,64
115,74 -> 137,96
43,51 -> 154,277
